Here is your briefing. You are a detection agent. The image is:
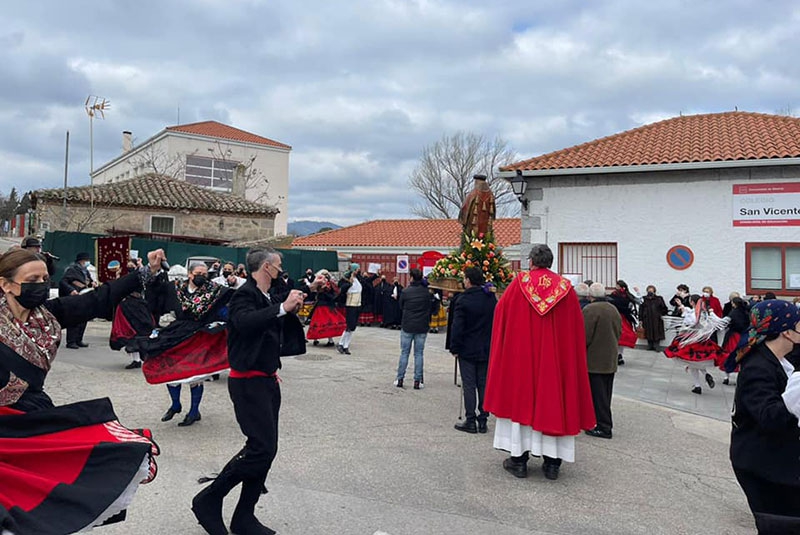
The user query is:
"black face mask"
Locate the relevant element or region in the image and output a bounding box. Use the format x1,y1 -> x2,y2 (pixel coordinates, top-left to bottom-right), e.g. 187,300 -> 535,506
222,271 -> 233,278
192,275 -> 207,288
16,281 -> 50,309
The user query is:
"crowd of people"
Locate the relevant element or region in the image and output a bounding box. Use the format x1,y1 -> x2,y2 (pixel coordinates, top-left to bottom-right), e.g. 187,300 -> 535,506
1,236 -> 798,533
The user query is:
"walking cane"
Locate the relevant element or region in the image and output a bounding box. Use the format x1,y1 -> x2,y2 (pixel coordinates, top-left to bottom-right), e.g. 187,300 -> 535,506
455,356 -> 463,421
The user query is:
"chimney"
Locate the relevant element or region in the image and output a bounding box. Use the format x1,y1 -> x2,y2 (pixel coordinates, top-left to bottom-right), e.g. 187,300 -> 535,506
122,131 -> 133,153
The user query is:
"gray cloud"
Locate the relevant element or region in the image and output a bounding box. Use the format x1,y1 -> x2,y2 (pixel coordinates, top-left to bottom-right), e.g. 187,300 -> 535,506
3,0 -> 800,227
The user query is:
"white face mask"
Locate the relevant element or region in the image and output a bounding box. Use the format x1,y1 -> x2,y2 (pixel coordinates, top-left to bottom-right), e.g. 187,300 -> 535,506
702,292 -> 710,298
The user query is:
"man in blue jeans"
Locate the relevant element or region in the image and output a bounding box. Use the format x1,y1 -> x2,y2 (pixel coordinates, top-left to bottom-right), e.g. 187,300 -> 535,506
394,268 -> 436,390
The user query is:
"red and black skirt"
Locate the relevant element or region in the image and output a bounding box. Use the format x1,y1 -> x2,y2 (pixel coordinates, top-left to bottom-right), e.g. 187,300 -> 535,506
664,336 -> 724,363
618,316 -> 637,348
0,398 -> 158,535
141,328 -> 229,385
307,306 -> 347,340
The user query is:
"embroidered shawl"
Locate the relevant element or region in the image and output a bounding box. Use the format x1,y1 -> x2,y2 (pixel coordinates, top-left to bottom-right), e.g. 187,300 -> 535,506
177,280 -> 225,321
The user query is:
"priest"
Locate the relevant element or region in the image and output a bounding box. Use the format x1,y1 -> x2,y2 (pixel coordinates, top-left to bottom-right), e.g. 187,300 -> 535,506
484,243 -> 595,481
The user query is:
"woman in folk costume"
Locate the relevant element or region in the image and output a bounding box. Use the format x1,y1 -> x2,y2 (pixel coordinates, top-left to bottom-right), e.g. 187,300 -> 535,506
381,277 -> 403,329
337,263 -> 362,354
484,245 -> 595,481
0,248 -> 161,535
373,275 -> 390,326
428,288 -> 447,333
357,270 -> 379,326
306,269 -> 345,347
139,261 -> 233,427
729,300 -> 800,533
608,280 -> 641,365
720,296 -> 749,385
663,294 -> 729,394
110,263 -> 155,370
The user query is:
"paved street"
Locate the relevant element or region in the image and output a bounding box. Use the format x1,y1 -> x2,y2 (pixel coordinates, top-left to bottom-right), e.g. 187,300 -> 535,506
44,321 -> 754,535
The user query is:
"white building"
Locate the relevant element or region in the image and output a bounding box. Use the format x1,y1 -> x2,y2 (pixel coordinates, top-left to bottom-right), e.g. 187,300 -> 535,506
500,111 -> 800,299
92,121 -> 292,235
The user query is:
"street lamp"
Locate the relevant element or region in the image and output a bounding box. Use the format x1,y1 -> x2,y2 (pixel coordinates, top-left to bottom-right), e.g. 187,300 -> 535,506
85,95 -> 110,208
510,170 -> 529,211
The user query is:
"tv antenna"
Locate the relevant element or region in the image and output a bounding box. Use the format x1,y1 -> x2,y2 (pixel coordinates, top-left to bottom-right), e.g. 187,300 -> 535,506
85,95 -> 110,208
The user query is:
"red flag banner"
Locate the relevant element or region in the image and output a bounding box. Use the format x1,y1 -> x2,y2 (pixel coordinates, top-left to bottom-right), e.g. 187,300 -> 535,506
96,236 -> 131,283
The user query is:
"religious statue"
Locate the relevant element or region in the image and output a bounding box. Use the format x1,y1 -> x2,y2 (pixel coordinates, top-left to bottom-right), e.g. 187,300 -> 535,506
458,174 -> 496,237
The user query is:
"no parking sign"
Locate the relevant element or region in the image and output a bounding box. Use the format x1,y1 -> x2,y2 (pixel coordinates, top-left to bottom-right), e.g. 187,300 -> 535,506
396,255 -> 409,274
666,245 -> 694,270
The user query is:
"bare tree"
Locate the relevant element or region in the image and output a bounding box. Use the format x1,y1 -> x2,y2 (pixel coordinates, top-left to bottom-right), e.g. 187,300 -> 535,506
207,141 -> 283,206
409,132 -> 518,219
125,143 -> 186,179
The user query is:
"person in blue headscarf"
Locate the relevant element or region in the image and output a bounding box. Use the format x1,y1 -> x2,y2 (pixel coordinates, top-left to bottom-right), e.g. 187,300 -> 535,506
730,299 -> 800,533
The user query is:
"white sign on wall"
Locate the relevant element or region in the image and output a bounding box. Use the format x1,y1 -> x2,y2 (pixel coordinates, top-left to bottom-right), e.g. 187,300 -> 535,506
732,182 -> 800,227
396,255 -> 409,274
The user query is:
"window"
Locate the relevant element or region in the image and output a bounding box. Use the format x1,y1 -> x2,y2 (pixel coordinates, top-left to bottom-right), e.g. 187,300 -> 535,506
558,243 -> 618,289
150,216 -> 174,234
746,243 -> 800,295
185,155 -> 239,192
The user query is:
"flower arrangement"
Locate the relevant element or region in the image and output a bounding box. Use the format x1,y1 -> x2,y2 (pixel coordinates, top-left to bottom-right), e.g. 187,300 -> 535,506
428,230 -> 515,289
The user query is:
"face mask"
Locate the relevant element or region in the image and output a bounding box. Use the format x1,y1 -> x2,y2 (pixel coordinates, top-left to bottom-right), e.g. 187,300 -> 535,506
702,292 -> 710,298
15,281 -> 50,309
192,275 -> 207,287
678,291 -> 687,298
222,271 -> 233,278
647,291 -> 655,296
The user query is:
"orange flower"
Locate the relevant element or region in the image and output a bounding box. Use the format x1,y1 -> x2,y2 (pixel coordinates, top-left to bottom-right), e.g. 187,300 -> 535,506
483,260 -> 489,266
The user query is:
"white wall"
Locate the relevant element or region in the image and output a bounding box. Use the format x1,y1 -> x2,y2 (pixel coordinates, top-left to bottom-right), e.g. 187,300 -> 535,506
522,167 -> 800,298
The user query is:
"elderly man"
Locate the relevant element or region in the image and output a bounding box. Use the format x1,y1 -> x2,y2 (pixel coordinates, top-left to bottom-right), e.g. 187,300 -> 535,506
192,247 -> 306,535
582,282 -> 622,439
484,244 -> 595,481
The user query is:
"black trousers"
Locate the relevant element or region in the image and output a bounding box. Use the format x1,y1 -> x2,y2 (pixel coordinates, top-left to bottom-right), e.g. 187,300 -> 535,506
459,358 -> 488,423
734,467 -> 800,523
345,306 -> 359,331
224,376 -> 281,483
66,322 -> 87,345
588,373 -> 614,432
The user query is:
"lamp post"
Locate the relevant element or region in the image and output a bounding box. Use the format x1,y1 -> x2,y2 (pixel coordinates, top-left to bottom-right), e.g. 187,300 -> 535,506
510,171 -> 529,211
85,96 -> 110,209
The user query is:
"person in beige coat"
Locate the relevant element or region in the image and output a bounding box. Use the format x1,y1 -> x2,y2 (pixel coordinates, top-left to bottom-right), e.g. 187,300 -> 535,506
582,282 -> 622,439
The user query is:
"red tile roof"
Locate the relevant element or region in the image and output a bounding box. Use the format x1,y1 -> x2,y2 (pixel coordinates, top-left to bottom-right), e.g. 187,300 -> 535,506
502,111 -> 800,172
34,174 -> 278,216
166,121 -> 291,150
291,219 -> 520,248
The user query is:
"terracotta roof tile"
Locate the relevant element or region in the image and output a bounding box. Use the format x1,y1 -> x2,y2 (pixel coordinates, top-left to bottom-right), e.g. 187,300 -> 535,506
292,219 -> 520,248
166,121 -> 291,150
503,111 -> 800,172
33,174 -> 278,216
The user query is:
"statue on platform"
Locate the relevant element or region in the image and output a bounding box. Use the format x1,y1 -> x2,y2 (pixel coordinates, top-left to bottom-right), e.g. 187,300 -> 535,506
458,174 -> 496,237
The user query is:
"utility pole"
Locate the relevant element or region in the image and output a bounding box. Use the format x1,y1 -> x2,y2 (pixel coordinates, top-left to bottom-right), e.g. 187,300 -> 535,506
63,130 -> 69,226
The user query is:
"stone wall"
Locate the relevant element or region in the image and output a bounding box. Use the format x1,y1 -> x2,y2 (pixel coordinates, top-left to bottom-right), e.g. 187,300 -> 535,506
35,201 -> 275,242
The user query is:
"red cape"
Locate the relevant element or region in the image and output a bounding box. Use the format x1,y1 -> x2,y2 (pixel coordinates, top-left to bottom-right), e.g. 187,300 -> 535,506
484,269 -> 596,436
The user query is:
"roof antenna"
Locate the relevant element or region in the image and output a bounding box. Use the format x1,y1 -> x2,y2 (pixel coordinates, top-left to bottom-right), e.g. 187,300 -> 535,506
735,105 -> 738,111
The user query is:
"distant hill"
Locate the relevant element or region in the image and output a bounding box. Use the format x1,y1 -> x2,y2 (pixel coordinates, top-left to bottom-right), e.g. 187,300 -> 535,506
288,220 -> 342,236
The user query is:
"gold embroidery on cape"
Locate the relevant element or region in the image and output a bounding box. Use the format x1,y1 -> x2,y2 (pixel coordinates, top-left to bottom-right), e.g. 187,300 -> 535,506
518,270 -> 571,316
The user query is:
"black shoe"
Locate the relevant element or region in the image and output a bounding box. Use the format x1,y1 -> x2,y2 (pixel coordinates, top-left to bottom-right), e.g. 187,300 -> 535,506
454,421 -> 477,434
313,340 -> 319,346
691,386 -> 702,395
502,457 -> 528,478
336,344 -> 345,354
125,360 -> 142,369
477,421 -> 488,434
584,427 -> 612,439
177,413 -> 201,427
343,348 -> 351,355
161,407 -> 181,422
722,377 -> 730,385
230,515 -> 275,535
77,341 -> 89,348
705,373 -> 716,389
393,378 -> 404,388
542,462 -> 560,480
413,380 -> 424,390
617,355 -> 625,366
192,485 -> 228,535
66,343 -> 80,349
325,341 -> 335,347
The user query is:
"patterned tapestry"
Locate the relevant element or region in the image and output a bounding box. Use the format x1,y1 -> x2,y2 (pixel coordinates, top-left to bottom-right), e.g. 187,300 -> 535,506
96,236 -> 131,283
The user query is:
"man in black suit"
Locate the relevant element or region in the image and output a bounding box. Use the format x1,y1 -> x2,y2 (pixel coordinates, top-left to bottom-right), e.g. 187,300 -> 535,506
192,247 -> 306,535
449,266 -> 497,434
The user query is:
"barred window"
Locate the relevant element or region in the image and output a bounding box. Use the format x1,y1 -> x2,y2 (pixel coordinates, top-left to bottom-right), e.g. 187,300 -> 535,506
185,155 -> 238,192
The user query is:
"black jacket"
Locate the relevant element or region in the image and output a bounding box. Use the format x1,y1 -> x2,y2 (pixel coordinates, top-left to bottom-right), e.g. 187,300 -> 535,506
730,343 -> 800,487
448,287 -> 496,361
399,281 -> 435,334
226,278 -> 306,373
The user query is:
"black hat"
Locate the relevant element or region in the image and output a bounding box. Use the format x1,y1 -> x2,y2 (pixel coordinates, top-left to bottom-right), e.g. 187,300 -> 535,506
76,252 -> 91,262
473,174 -> 487,181
21,237 -> 41,248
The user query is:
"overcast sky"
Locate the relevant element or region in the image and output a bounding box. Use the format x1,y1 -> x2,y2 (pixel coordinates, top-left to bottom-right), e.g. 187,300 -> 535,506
4,1 -> 800,227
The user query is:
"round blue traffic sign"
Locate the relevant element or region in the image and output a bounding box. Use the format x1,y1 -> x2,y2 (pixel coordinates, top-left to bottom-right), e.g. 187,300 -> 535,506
666,245 -> 694,270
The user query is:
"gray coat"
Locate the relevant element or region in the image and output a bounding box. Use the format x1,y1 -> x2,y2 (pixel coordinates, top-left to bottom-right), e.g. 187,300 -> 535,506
583,300 -> 622,374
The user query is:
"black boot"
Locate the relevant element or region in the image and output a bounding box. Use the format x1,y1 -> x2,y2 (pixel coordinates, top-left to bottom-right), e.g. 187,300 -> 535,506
230,478 -> 275,535
502,452 -> 529,478
192,455 -> 245,535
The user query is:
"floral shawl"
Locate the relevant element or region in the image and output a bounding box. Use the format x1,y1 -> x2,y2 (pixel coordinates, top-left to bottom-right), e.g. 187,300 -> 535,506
177,280 -> 225,321
0,294 -> 61,406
